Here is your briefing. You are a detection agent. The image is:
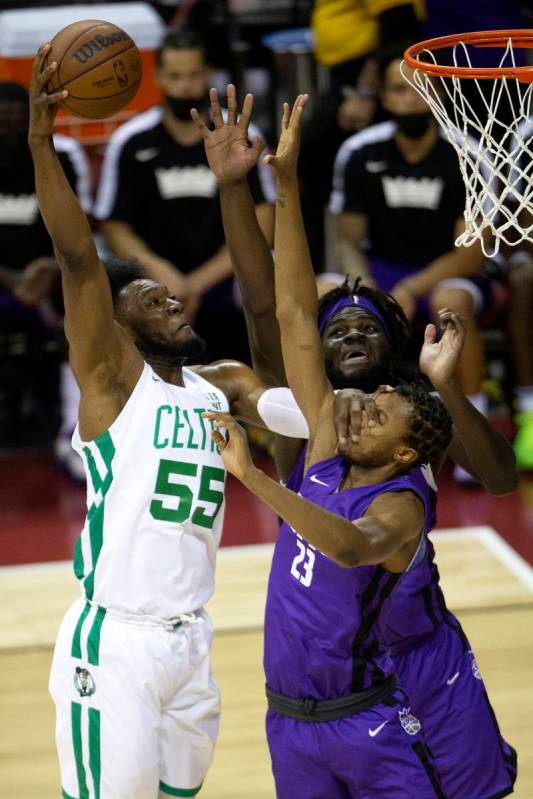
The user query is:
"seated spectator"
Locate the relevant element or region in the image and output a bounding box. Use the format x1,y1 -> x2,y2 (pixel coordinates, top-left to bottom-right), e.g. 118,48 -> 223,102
302,0 -> 422,271
94,28 -> 275,364
312,0 -> 422,93
0,81 -> 91,452
330,46 -> 494,483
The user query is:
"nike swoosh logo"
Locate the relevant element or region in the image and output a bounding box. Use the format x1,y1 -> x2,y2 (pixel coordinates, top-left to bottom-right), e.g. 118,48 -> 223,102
136,147 -> 159,162
446,672 -> 460,685
310,474 -> 329,487
368,719 -> 390,737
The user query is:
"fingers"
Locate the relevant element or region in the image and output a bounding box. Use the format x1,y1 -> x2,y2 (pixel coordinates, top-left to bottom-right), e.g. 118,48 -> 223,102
209,87 -> 224,129
424,323 -> 437,344
289,94 -> 309,131
32,45 -> 68,104
250,136 -> 265,160
437,307 -> 467,327
203,411 -> 244,452
211,429 -> 227,451
39,88 -> 68,106
39,59 -> 58,88
203,411 -> 240,435
361,396 -> 382,429
203,411 -> 234,425
348,399 -> 364,442
281,102 -> 290,131
190,107 -> 210,138
334,397 -> 351,448
32,43 -> 51,81
226,83 -> 237,127
436,308 -> 467,341
238,91 -> 254,133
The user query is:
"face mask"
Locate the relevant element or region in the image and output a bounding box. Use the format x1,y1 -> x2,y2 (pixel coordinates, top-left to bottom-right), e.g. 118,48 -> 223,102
165,94 -> 208,121
393,112 -> 433,139
0,130 -> 29,170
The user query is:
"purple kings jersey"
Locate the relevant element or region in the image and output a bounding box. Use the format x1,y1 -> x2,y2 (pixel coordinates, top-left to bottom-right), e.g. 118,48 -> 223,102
264,455 -> 435,700
372,464 -> 460,657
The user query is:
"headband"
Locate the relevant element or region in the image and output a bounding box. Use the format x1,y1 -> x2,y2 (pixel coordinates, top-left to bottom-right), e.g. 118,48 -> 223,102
318,294 -> 390,339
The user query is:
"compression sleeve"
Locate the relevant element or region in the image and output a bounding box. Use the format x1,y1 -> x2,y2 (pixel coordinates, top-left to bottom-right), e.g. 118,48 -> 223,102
257,388 -> 310,439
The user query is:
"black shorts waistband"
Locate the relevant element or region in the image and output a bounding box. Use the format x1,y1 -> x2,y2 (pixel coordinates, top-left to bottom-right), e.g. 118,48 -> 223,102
266,674 -> 398,722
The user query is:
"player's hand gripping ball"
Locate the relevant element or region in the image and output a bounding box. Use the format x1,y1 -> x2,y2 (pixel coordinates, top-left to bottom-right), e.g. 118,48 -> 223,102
45,19 -> 142,119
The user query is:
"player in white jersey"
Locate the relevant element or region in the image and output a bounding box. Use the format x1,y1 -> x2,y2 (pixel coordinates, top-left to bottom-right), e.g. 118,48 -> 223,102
28,47 -> 282,799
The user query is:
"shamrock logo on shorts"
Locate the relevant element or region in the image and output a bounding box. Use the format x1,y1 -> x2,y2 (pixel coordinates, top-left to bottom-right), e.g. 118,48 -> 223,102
74,666 -> 96,697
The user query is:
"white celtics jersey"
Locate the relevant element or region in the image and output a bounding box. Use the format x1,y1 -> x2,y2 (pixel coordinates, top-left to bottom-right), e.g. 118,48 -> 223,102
71,363 -> 229,621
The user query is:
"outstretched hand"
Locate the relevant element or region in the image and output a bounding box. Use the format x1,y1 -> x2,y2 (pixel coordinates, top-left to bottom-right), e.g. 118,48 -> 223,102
419,308 -> 467,388
263,94 -> 308,180
29,44 -> 68,142
203,411 -> 255,481
190,84 -> 265,183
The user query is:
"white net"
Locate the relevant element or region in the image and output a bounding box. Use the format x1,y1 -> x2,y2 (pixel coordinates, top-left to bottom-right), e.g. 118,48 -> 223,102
401,37 -> 533,257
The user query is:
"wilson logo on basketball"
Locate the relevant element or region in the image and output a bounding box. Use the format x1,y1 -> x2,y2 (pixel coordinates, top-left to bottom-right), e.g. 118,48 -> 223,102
72,32 -> 131,65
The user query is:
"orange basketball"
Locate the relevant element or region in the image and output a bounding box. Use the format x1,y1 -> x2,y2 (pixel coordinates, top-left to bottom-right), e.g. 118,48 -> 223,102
46,19 -> 142,120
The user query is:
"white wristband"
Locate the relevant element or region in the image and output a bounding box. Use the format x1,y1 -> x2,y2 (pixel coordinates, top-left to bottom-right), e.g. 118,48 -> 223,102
257,388 -> 310,439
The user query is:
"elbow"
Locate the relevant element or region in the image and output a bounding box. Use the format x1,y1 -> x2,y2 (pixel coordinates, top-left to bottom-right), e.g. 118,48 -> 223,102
484,474 -> 519,496
335,548 -> 361,568
484,453 -> 519,495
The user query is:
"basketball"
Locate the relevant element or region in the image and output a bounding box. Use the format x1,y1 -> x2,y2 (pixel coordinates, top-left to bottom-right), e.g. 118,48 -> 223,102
45,19 -> 142,120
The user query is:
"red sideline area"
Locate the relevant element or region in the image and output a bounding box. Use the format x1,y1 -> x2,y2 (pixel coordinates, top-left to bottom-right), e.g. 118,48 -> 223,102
1,449 -> 532,568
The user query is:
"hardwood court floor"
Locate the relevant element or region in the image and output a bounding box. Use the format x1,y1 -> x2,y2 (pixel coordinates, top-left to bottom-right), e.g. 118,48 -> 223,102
1,528 -> 532,799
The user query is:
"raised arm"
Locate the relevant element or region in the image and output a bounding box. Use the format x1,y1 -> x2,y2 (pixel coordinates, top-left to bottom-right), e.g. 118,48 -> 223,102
28,45 -> 142,437
420,308 -> 517,494
191,85 -> 284,386
264,97 -> 335,456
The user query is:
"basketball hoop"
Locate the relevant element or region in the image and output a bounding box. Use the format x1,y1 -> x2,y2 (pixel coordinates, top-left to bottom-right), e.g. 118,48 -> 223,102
402,30 -> 533,256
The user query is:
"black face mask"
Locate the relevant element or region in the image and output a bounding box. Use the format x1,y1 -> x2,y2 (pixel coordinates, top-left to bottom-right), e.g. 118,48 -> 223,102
0,129 -> 29,170
393,112 -> 433,139
165,94 -> 209,121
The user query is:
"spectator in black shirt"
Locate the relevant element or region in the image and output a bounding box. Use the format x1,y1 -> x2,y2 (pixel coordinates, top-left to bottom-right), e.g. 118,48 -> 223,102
331,50 -> 492,482
0,81 -> 91,447
95,29 -> 275,363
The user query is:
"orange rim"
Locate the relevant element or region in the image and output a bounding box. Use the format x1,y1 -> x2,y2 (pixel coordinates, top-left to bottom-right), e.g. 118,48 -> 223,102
403,29 -> 533,82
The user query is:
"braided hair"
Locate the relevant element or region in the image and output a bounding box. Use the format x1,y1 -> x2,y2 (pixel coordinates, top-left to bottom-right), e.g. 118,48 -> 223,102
396,381 -> 453,466
318,277 -> 412,383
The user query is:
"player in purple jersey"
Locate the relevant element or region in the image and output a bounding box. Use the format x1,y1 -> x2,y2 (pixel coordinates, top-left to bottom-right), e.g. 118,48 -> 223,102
205,95 -> 454,798
207,392 -> 453,799
272,102 -> 517,798
195,85 -> 518,798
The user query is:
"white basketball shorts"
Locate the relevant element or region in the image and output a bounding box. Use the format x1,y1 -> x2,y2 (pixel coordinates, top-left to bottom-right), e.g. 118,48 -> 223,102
49,598 -> 220,799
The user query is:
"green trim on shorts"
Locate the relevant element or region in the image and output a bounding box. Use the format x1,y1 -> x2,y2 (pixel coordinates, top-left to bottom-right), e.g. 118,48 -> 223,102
159,780 -> 203,796
88,707 -> 101,799
71,702 -> 89,799
71,603 -> 91,660
61,789 -> 79,799
87,607 -> 107,666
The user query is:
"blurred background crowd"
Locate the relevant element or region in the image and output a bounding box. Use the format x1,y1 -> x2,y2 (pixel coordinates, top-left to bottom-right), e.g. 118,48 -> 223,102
1,0 -> 533,482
